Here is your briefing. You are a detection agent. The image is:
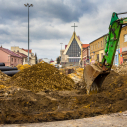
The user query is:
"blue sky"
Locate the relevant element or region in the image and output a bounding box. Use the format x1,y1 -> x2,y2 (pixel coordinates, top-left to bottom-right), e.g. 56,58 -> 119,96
0,0 -> 127,60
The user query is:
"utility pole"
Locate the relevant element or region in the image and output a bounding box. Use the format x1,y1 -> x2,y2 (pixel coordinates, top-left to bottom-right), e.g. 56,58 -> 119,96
60,43 -> 63,55
24,3 -> 33,65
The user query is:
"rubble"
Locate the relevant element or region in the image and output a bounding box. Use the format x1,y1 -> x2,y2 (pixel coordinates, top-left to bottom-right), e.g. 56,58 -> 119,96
112,62 -> 127,76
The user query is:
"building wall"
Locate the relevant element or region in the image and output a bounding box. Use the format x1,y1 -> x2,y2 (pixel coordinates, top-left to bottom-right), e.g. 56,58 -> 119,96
99,50 -> 104,62
119,26 -> 127,64
11,46 -> 35,65
90,36 -> 104,64
120,26 -> 127,48
10,56 -> 23,67
11,46 -> 32,57
82,46 -> 90,67
0,50 -> 10,66
0,50 -> 23,67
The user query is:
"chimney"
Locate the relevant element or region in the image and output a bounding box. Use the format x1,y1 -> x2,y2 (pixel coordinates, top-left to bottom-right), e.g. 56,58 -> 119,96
77,36 -> 80,40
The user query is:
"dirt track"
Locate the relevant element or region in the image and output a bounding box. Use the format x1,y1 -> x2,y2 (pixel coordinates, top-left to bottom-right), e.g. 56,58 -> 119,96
1,111 -> 127,127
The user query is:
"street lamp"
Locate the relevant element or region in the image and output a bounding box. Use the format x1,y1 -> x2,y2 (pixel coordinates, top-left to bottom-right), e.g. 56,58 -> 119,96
60,43 -> 63,55
24,3 -> 33,65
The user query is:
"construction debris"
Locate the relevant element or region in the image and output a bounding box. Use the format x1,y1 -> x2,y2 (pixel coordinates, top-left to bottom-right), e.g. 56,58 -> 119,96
112,62 -> 127,76
68,67 -> 84,83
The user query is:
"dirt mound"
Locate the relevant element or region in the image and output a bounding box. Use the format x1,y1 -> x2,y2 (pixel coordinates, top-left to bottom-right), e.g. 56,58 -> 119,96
0,70 -> 11,81
0,69 -> 126,124
112,62 -> 127,76
16,64 -> 31,70
6,62 -> 75,92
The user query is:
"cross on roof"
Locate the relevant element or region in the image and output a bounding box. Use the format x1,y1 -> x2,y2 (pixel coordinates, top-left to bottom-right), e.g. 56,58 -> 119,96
71,23 -> 78,32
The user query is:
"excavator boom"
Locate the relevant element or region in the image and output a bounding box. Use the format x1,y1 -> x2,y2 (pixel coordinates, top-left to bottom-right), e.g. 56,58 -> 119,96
84,12 -> 127,94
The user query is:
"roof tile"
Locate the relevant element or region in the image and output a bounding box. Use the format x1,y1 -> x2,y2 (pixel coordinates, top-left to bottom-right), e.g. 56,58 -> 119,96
0,47 -> 22,58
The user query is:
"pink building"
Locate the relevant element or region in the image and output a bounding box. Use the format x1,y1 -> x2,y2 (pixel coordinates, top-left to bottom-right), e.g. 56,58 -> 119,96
0,47 -> 23,67
82,44 -> 90,67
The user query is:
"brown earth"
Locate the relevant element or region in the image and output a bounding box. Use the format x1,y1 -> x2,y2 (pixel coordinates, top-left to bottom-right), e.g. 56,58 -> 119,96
0,62 -> 127,124
0,70 -> 126,124
5,62 -> 75,92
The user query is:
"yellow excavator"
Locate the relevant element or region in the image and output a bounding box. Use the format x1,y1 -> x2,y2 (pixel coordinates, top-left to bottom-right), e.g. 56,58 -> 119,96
84,12 -> 127,94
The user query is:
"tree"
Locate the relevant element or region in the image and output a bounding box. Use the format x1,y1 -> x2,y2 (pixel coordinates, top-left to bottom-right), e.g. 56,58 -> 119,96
56,56 -> 61,64
35,53 -> 38,64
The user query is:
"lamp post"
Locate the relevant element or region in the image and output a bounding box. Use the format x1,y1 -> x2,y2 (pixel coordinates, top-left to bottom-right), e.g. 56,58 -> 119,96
24,3 -> 33,65
60,43 -> 63,55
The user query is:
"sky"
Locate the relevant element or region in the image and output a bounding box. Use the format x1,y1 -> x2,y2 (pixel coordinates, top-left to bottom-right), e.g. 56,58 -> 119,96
0,0 -> 127,60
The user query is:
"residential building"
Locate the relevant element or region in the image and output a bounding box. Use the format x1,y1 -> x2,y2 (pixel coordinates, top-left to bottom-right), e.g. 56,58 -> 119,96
11,46 -> 36,65
0,46 -> 23,67
42,58 -> 50,63
119,25 -> 127,64
14,51 -> 28,65
82,44 -> 90,67
90,34 -> 108,64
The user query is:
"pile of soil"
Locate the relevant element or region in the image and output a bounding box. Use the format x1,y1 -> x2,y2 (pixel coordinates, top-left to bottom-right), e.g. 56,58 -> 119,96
0,70 -> 11,81
68,68 -> 84,83
112,62 -> 127,76
0,70 -> 126,124
6,62 -> 75,92
16,64 -> 31,71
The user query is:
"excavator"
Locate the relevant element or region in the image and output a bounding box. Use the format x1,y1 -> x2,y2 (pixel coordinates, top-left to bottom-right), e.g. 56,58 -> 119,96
83,12 -> 127,94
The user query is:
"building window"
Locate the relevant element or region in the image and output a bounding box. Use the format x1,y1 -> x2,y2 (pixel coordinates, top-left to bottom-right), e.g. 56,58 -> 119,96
66,38 -> 81,57
124,34 -> 127,42
11,58 -> 13,62
91,45 -> 92,51
25,58 -> 28,62
18,59 -> 19,63
101,41 -> 102,47
97,54 -> 99,62
96,44 -> 97,49
101,53 -> 103,61
98,42 -> 99,48
15,59 -> 16,62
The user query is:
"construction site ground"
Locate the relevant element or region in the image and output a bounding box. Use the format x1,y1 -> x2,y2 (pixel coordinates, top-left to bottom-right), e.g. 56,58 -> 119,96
1,110 -> 127,127
0,62 -> 127,125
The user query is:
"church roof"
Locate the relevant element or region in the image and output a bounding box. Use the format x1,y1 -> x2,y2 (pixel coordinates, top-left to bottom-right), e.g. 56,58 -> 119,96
63,32 -> 83,55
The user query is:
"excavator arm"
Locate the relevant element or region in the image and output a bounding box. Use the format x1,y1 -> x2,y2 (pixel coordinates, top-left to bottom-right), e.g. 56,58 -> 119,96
84,12 -> 127,94
101,12 -> 127,70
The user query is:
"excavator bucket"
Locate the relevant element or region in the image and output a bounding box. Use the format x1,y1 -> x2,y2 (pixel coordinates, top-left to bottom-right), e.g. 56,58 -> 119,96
83,64 -> 110,94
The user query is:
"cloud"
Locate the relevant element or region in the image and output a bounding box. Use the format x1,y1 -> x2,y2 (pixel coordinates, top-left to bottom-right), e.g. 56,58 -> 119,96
0,0 -> 127,60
